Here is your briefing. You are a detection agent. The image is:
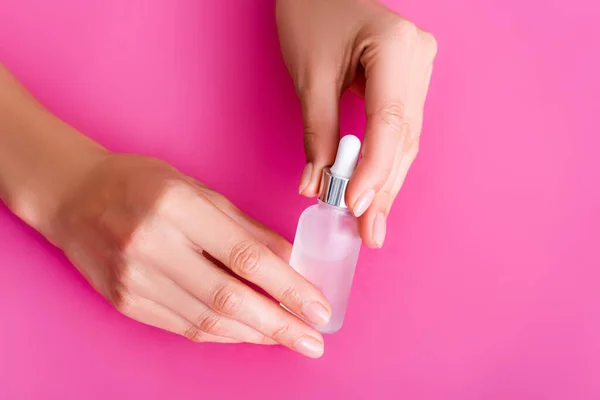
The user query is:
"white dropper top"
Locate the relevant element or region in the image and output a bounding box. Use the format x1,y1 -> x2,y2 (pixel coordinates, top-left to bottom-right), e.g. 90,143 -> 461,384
330,135 -> 361,179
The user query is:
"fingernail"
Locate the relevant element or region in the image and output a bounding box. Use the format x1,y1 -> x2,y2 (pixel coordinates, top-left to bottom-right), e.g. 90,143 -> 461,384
299,163 -> 313,194
303,302 -> 331,326
353,189 -> 375,217
294,336 -> 324,358
373,213 -> 387,248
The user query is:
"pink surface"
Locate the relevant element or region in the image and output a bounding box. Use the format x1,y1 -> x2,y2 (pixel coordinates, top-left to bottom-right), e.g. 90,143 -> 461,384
1,0 -> 599,398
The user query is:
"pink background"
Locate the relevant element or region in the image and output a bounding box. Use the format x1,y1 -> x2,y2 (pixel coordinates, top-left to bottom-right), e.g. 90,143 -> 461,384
1,0 -> 599,398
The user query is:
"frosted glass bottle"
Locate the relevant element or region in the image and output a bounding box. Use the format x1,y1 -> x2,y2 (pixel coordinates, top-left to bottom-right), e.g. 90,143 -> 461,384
289,201 -> 362,333
289,135 -> 363,334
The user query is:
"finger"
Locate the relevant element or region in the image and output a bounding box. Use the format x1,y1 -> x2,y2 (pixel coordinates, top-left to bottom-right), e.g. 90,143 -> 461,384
167,292 -> 277,345
297,79 -> 340,197
169,190 -> 332,328
356,145 -> 403,248
117,293 -> 239,343
125,260 -> 276,345
198,188 -> 293,262
158,244 -> 325,358
232,212 -> 293,264
357,62 -> 434,247
346,23 -> 417,221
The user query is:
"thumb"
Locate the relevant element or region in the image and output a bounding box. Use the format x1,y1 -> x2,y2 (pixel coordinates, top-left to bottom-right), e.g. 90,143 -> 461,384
297,82 -> 340,197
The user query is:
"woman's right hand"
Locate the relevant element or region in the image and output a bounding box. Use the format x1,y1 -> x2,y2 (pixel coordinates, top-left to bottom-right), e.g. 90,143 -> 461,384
48,153 -> 331,358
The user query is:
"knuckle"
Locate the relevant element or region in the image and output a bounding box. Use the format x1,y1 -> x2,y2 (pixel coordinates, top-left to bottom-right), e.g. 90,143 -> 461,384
109,265 -> 140,313
280,285 -> 301,307
125,221 -> 156,257
117,265 -> 136,289
379,189 -> 397,216
398,115 -> 420,142
211,282 -> 244,315
229,240 -> 263,277
183,325 -> 208,342
303,128 -> 318,150
195,312 -> 223,336
303,126 -> 338,162
389,20 -> 419,43
269,322 -> 292,342
113,289 -> 137,317
155,178 -> 200,218
192,182 -> 227,205
156,178 -> 187,209
378,102 -> 406,134
207,191 -> 233,211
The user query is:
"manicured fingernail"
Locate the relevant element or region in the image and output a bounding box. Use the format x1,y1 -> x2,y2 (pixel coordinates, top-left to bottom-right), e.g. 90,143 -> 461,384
294,336 -> 324,358
353,189 -> 375,217
303,302 -> 331,326
299,163 -> 313,194
373,213 -> 387,248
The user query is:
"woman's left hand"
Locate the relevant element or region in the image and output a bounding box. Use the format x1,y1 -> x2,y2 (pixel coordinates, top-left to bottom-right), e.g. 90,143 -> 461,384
277,0 -> 437,248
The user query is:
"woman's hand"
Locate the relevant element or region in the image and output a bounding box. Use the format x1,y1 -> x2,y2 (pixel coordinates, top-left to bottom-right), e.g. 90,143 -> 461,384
47,153 -> 330,357
277,0 -> 437,248
0,64 -> 328,358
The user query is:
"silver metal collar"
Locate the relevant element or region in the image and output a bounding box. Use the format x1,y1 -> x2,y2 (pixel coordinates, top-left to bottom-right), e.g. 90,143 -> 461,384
318,167 -> 349,208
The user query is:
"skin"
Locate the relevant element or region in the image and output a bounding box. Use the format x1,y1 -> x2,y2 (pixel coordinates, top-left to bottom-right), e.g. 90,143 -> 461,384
278,0 -> 437,248
0,0 -> 436,358
0,65 -> 330,358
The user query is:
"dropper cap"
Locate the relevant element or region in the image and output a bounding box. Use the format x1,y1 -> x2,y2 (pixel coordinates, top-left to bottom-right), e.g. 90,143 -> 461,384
318,135 -> 362,208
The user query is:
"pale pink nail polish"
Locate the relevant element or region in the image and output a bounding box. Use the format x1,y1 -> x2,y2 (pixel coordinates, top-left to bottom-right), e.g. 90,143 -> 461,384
373,213 -> 386,248
353,189 -> 375,217
299,163 -> 313,194
303,302 -> 331,326
294,336 -> 324,358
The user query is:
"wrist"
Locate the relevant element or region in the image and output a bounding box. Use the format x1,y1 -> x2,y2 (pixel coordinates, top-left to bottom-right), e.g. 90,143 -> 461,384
36,145 -> 110,244
0,121 -> 110,242
0,64 -> 110,243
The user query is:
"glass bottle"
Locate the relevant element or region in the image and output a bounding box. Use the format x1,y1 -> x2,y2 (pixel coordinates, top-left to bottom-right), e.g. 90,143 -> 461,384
289,135 -> 362,334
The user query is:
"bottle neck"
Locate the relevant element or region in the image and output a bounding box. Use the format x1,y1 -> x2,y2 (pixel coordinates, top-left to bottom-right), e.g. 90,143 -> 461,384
317,199 -> 353,215
318,167 -> 350,209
